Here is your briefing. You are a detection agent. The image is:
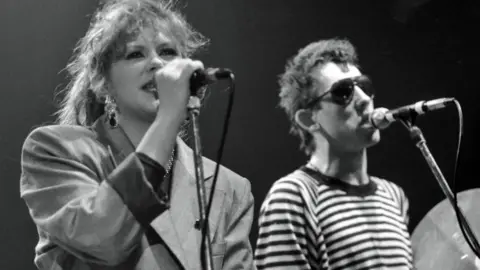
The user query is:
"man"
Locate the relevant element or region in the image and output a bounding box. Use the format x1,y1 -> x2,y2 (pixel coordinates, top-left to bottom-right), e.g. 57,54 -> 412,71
254,38 -> 413,269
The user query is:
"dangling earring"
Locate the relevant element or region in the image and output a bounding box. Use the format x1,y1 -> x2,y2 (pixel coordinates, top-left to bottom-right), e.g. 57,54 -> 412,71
309,123 -> 320,132
105,95 -> 118,128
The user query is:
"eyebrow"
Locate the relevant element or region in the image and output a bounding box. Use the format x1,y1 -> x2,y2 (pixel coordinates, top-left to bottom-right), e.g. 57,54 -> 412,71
125,42 -> 175,50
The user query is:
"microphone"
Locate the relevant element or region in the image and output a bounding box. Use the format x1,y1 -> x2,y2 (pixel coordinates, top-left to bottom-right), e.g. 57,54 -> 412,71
190,67 -> 232,96
369,97 -> 455,129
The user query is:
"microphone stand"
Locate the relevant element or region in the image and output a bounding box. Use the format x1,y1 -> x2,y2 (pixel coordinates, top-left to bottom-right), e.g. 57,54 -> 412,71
187,96 -> 214,270
400,114 -> 480,257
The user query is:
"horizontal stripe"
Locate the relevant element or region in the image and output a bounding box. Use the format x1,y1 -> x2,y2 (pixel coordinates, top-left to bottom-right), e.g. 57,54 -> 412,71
255,170 -> 412,270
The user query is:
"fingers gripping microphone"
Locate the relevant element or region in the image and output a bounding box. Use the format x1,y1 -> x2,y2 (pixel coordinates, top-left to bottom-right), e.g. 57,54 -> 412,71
370,97 -> 455,129
189,67 -> 232,96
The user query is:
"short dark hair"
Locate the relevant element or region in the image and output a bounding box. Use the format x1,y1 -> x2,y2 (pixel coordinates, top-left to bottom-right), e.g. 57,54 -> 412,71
278,38 -> 359,155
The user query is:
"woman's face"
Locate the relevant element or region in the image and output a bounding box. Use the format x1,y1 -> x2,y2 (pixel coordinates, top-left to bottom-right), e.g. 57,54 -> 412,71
108,26 -> 181,123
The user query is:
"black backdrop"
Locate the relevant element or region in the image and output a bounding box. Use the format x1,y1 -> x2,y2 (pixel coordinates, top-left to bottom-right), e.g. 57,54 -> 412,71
1,0 -> 478,268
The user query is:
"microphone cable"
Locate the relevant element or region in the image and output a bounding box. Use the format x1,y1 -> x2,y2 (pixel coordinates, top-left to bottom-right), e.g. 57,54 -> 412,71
198,72 -> 236,270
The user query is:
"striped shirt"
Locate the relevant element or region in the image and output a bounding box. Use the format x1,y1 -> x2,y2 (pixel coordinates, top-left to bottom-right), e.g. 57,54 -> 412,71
254,166 -> 413,270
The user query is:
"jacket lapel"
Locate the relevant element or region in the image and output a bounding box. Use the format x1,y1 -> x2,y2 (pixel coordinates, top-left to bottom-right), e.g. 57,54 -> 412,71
91,118 -> 187,269
92,117 -> 222,269
172,139 -> 226,268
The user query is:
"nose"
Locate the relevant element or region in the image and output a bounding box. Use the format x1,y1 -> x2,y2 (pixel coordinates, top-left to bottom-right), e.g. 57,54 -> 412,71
148,53 -> 166,72
354,85 -> 373,110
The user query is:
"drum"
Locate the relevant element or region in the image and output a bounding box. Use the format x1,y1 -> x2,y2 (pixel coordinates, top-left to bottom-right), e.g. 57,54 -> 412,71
412,188 -> 480,270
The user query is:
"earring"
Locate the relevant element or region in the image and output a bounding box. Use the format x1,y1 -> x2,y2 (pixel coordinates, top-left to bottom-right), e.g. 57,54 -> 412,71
104,95 -> 118,128
309,123 -> 320,131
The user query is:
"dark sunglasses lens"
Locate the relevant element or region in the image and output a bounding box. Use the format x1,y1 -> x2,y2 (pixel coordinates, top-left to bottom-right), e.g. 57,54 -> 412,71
357,76 -> 375,97
331,80 -> 354,105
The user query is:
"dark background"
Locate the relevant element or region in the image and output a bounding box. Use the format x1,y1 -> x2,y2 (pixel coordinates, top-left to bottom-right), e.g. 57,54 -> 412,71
1,0 -> 478,268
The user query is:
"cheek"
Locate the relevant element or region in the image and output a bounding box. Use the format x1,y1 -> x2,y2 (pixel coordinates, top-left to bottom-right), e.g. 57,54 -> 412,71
320,106 -> 350,125
318,108 -> 359,139
341,104 -> 362,125
111,67 -> 134,87
110,67 -> 141,99
316,108 -> 340,134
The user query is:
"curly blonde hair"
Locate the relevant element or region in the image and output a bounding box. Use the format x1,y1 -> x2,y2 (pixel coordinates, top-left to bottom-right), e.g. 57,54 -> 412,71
56,0 -> 208,126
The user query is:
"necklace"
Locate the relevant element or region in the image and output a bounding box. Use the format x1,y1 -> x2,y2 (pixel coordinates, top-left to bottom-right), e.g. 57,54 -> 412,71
117,124 -> 176,177
164,147 -> 176,176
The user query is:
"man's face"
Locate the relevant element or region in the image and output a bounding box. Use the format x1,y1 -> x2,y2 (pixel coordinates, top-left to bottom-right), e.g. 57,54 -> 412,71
310,62 -> 380,152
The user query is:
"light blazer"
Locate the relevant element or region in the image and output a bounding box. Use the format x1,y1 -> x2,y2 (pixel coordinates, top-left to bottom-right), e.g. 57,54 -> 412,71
20,117 -> 256,270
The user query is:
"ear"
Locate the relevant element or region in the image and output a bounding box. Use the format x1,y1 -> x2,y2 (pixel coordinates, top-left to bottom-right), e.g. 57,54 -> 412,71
295,109 -> 320,132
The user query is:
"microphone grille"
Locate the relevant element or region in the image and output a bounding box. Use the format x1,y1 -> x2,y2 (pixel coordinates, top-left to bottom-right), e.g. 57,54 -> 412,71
212,68 -> 232,79
370,107 -> 389,129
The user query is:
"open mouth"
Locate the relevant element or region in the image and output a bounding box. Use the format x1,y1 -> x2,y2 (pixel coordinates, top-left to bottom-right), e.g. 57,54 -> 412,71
360,114 -> 374,129
141,79 -> 159,99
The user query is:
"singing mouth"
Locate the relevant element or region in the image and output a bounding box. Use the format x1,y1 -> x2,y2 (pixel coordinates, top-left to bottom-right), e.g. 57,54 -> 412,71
141,79 -> 158,99
360,113 -> 375,128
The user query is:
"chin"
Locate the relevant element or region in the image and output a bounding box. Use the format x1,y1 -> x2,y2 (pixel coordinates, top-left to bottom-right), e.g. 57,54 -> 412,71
145,98 -> 159,110
365,129 -> 381,148
152,99 -> 160,108
136,100 -> 159,123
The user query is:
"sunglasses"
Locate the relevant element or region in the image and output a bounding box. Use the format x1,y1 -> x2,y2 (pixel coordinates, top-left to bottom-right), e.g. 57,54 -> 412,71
307,75 -> 375,107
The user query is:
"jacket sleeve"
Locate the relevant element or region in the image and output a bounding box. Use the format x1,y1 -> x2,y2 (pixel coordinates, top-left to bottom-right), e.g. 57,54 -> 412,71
20,126 -> 169,266
222,178 -> 257,270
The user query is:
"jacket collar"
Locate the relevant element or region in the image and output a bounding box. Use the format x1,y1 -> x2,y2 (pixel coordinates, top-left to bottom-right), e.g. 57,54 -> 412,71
91,115 -> 223,269
91,115 -> 215,182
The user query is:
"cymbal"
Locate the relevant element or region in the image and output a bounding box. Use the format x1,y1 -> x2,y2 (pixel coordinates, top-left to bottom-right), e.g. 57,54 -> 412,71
412,188 -> 480,270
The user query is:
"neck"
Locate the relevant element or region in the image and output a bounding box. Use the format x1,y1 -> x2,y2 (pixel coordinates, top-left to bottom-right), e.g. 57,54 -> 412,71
117,113 -> 152,148
309,139 -> 369,185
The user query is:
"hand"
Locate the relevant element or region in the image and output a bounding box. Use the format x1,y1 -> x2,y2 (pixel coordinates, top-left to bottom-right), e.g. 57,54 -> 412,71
154,58 -> 204,119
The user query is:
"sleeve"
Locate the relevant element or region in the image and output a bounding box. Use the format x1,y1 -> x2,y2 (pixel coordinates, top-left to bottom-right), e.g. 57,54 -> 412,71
221,178 -> 256,270
136,152 -> 168,195
19,127 -> 169,266
254,179 -> 328,270
398,186 -> 410,226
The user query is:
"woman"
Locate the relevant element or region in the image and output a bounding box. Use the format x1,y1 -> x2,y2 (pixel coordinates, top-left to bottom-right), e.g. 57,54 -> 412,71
20,0 -> 255,269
